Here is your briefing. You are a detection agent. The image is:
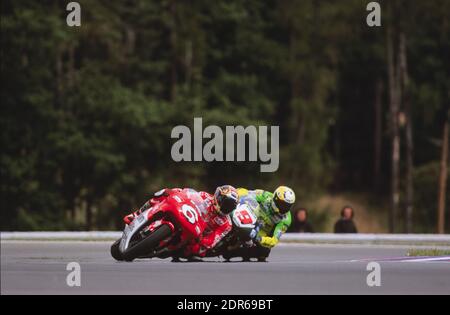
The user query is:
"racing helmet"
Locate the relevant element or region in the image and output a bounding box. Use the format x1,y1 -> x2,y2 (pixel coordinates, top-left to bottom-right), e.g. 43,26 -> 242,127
214,185 -> 239,216
272,186 -> 296,215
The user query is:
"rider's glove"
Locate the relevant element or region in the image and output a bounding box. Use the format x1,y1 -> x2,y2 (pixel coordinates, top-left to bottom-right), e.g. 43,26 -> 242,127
259,236 -> 277,248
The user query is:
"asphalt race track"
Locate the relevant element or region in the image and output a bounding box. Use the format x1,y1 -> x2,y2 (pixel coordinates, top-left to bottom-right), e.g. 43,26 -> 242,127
1,241 -> 449,295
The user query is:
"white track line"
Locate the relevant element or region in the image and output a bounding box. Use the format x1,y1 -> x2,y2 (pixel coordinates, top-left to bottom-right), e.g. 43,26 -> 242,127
403,256 -> 450,262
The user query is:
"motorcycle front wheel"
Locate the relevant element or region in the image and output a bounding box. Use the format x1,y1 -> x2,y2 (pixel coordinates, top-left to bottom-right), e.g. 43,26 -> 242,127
122,224 -> 173,262
111,239 -> 124,261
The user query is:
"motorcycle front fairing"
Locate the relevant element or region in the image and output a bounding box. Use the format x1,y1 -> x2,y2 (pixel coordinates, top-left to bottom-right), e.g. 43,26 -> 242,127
119,208 -> 152,253
231,203 -> 258,239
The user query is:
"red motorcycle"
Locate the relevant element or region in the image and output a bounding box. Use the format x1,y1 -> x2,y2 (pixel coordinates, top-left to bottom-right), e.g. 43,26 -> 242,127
111,189 -> 208,261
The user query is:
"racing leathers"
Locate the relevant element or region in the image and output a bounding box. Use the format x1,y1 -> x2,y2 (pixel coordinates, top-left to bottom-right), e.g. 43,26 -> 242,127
238,188 -> 292,248
183,189 -> 233,257
123,188 -> 232,258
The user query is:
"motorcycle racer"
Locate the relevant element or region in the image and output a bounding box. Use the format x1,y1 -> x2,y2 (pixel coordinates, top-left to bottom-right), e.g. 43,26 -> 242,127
122,185 -> 239,260
224,186 -> 295,261
181,185 -> 239,259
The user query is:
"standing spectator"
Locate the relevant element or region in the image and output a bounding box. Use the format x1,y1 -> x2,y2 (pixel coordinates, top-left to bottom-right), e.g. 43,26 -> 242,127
334,205 -> 358,233
289,208 -> 314,233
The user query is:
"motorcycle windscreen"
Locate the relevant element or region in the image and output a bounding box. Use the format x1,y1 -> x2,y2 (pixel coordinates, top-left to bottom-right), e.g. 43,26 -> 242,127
119,209 -> 150,253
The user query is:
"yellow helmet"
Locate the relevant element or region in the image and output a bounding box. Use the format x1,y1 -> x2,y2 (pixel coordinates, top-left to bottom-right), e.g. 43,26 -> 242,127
272,186 -> 296,214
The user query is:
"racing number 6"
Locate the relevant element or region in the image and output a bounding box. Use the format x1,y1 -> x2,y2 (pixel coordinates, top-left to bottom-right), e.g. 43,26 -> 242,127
182,204 -> 198,224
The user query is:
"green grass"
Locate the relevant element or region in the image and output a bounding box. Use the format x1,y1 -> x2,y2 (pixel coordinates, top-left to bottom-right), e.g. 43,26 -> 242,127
407,248 -> 450,257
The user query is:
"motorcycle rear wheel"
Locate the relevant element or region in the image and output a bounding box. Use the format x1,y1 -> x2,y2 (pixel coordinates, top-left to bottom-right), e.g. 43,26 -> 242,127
122,224 -> 172,262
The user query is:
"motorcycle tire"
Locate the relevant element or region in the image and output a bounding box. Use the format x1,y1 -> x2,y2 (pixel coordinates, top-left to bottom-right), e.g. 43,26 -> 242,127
111,239 -> 124,261
122,224 -> 172,262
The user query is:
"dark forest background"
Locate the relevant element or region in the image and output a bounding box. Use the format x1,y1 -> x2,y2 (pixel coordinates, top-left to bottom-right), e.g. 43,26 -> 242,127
1,0 -> 448,232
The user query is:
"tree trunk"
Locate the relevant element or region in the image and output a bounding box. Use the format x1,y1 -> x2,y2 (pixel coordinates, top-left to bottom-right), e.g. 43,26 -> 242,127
68,44 -> 75,88
387,15 -> 400,233
373,79 -> 383,192
399,33 -> 414,233
288,27 -> 304,182
86,197 -> 93,231
185,40 -> 193,87
69,197 -> 76,223
55,43 -> 64,108
169,0 -> 177,102
437,115 -> 449,234
125,26 -> 136,55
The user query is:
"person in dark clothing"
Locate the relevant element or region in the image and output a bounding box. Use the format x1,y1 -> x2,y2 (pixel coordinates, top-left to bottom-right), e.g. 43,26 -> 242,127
289,208 -> 314,233
334,205 -> 358,233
